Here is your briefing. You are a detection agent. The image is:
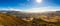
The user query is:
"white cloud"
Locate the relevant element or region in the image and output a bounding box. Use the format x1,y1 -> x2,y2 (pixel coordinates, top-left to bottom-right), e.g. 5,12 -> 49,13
24,7 -> 60,13
0,7 -> 60,13
0,8 -> 22,11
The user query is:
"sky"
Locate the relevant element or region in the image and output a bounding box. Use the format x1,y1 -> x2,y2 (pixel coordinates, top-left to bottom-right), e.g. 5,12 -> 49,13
0,0 -> 60,12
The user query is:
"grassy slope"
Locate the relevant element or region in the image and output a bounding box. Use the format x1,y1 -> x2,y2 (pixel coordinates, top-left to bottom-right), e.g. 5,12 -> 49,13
0,13 -> 60,26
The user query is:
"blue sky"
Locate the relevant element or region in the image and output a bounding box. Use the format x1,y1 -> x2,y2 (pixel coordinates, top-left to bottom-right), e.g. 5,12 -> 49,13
0,0 -> 60,12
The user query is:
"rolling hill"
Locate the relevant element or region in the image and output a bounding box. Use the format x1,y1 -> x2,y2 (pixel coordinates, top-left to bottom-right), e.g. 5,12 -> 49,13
0,10 -> 60,26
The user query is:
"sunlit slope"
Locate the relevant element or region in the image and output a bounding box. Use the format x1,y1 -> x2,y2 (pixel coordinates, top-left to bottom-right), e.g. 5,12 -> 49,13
36,11 -> 60,22
0,11 -> 60,26
0,11 -> 35,26
0,13 -> 22,26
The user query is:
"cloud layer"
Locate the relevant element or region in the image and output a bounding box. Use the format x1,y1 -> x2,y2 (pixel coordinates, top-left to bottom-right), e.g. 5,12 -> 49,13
24,7 -> 60,13
0,7 -> 60,13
